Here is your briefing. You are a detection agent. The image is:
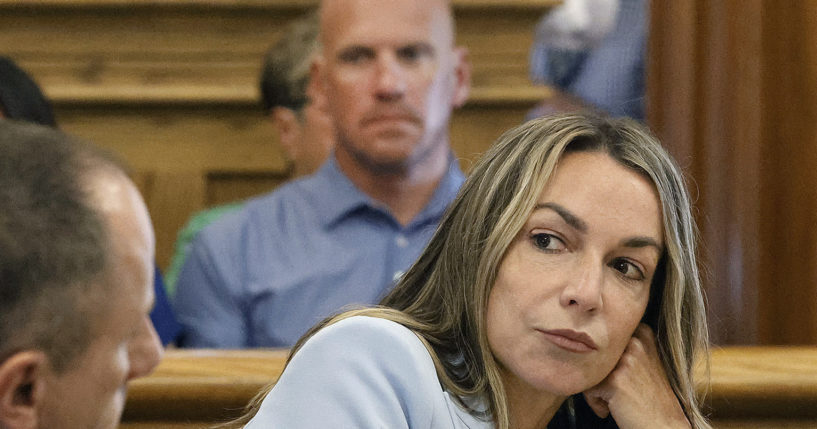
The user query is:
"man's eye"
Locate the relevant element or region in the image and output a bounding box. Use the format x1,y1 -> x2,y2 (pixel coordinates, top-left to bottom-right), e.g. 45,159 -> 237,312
397,45 -> 431,63
531,233 -> 565,252
611,259 -> 645,281
398,47 -> 420,62
338,49 -> 373,64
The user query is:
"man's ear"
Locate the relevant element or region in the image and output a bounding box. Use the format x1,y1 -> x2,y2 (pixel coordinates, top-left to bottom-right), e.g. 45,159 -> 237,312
309,56 -> 329,114
0,351 -> 48,429
450,47 -> 472,109
270,107 -> 301,164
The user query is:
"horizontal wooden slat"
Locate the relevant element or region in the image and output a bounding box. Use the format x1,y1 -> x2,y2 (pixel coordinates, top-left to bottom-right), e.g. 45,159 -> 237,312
120,347 -> 817,427
123,349 -> 288,422
45,85 -> 552,106
705,347 -> 817,419
53,87 -> 545,174
0,0 -> 561,11
0,0 -> 557,90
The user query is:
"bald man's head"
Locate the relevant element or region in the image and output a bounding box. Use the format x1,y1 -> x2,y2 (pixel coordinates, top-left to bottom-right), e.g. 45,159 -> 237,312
313,0 -> 470,177
318,0 -> 456,49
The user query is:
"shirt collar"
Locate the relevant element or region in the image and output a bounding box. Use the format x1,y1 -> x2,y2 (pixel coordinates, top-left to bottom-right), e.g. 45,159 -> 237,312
310,156 -> 374,228
311,154 -> 465,229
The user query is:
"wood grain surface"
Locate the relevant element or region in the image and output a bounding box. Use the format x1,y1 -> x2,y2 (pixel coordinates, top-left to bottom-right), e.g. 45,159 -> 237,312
120,347 -> 817,427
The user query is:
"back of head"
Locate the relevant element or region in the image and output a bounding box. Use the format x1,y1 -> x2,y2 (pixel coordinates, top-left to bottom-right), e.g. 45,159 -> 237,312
0,57 -> 57,127
0,120 -> 117,371
259,10 -> 321,113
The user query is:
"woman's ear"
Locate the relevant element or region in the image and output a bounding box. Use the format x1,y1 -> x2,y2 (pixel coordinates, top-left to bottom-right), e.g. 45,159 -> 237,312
0,351 -> 48,429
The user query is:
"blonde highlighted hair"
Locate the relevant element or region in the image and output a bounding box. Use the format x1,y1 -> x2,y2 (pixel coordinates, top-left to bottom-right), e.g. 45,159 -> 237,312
222,113 -> 710,429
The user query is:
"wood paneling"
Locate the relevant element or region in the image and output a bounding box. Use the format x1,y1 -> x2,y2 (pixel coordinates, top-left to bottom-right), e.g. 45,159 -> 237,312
117,347 -> 817,428
649,1 -> 817,345
0,0 -> 558,270
0,0 -> 558,92
52,87 -> 549,268
757,1 -> 817,345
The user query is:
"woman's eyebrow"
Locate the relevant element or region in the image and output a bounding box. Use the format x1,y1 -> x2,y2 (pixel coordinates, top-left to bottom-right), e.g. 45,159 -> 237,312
533,203 -> 662,253
534,202 -> 588,233
621,237 -> 664,254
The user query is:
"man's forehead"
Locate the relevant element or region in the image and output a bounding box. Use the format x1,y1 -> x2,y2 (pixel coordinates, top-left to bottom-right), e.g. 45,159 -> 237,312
320,0 -> 453,49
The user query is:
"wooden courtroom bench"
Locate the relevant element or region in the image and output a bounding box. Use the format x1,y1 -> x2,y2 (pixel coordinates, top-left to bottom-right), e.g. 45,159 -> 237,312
0,0 -> 561,271
118,347 -> 817,429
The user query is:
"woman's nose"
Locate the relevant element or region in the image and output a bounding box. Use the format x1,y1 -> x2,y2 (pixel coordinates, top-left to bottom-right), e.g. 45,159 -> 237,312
559,259 -> 604,312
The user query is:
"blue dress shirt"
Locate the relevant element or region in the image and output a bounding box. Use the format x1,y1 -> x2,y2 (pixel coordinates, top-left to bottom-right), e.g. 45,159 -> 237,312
174,156 -> 464,348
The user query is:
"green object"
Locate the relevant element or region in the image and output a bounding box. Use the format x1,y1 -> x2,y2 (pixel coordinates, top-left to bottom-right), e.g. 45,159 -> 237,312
164,202 -> 244,297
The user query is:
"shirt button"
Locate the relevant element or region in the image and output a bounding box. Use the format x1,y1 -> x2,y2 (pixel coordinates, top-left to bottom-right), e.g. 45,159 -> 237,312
392,271 -> 405,282
395,234 -> 409,248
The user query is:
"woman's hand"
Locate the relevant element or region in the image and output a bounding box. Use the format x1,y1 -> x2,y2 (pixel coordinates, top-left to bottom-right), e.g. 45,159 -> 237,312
583,324 -> 691,429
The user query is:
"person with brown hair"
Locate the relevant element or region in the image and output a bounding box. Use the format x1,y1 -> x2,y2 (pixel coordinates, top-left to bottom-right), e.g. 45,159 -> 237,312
0,120 -> 162,429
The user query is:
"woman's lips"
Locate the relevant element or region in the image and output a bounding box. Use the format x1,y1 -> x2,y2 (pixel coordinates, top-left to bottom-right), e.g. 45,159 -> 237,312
539,329 -> 598,353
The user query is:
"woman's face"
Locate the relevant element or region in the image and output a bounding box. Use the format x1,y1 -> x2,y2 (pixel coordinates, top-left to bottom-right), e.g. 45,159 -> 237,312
486,151 -> 664,397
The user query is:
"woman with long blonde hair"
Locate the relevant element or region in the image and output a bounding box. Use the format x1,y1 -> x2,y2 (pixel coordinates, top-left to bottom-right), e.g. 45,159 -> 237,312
233,113 -> 710,429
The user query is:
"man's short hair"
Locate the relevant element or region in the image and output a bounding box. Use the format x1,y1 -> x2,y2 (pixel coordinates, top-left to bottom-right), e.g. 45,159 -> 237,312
0,56 -> 57,127
0,120 -> 124,372
259,10 -> 321,113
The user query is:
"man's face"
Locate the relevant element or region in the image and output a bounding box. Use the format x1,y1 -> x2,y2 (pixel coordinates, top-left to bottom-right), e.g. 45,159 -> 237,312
37,173 -> 162,429
297,98 -> 336,175
277,99 -> 336,177
317,0 -> 470,174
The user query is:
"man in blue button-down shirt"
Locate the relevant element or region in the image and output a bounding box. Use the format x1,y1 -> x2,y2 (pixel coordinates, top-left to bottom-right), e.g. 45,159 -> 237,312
174,0 -> 471,348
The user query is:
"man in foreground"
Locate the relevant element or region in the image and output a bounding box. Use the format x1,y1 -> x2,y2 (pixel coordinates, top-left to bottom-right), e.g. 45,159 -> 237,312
0,120 -> 162,428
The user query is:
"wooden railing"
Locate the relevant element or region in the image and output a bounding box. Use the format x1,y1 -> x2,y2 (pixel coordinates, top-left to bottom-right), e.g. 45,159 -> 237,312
705,347 -> 817,428
119,347 -> 817,429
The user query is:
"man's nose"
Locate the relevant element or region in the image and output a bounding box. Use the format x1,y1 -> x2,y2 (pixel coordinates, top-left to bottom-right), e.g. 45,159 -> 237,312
127,316 -> 163,381
374,54 -> 407,101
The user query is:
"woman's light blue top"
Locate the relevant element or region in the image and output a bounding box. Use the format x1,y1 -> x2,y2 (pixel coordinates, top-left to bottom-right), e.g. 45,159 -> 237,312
245,316 -> 494,428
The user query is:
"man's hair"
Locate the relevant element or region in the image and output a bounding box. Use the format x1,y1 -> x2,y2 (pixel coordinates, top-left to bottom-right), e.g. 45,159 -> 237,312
0,56 -> 57,127
0,120 -> 126,372
259,10 -> 321,113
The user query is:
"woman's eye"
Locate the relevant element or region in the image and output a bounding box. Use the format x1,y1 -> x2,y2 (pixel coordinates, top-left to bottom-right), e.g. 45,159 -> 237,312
531,233 -> 565,252
611,259 -> 645,281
